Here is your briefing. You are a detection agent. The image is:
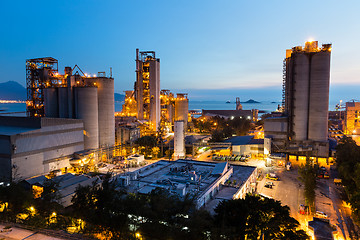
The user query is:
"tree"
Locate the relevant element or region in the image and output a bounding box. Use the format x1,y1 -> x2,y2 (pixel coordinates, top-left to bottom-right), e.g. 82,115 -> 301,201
336,137 -> 360,223
214,195 -> 309,240
298,160 -> 318,211
0,182 -> 33,222
135,135 -> 157,158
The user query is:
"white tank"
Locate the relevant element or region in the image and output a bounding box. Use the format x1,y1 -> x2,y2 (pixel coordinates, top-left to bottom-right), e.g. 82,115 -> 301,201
174,120 -> 185,160
174,94 -> 189,131
74,87 -> 99,150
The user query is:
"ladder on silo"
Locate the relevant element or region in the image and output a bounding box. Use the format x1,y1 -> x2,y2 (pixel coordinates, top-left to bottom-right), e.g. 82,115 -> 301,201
281,59 -> 286,111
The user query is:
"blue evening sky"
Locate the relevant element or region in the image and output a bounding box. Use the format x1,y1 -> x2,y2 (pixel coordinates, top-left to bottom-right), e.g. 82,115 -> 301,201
0,0 -> 359,102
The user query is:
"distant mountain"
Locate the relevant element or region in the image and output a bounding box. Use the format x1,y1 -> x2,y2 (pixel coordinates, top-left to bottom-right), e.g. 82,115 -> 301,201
0,81 -> 26,100
114,93 -> 125,102
244,99 -> 260,103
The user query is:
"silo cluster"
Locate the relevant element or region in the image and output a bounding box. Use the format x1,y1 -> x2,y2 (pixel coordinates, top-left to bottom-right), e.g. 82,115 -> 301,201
284,41 -> 331,143
44,70 -> 115,150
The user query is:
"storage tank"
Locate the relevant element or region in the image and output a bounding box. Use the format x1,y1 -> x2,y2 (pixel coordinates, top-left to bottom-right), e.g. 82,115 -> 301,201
74,87 -> 99,149
84,77 -> 115,147
174,93 -> 189,131
58,87 -> 70,118
290,53 -> 310,141
174,120 -> 185,160
44,88 -> 58,117
308,50 -> 331,141
149,60 -> 160,131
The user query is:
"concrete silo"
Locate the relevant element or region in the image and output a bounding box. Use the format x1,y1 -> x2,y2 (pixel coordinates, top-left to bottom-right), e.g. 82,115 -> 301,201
74,87 -> 99,149
174,93 -> 189,131
84,77 -> 115,148
282,41 -> 331,157
44,88 -> 58,118
308,50 -> 331,141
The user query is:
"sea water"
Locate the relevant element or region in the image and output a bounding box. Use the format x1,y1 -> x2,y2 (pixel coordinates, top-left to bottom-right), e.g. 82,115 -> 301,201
0,99 -> 342,116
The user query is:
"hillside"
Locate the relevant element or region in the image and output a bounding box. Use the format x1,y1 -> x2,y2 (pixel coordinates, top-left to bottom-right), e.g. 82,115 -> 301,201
0,81 -> 26,100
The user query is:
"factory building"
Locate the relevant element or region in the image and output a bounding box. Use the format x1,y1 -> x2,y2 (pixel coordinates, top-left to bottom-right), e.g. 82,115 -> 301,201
122,159 -> 257,209
344,101 -> 360,135
135,49 -> 160,132
0,116 -> 84,182
26,57 -> 115,150
265,41 -> 332,158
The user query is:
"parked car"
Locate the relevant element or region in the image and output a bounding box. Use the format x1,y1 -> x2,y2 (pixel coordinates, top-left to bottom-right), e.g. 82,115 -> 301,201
315,211 -> 328,219
264,182 -> 274,189
266,173 -> 279,181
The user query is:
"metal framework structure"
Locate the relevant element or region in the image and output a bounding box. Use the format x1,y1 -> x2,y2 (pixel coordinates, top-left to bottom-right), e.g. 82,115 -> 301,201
135,50 -> 157,121
26,57 -> 59,117
281,59 -> 286,111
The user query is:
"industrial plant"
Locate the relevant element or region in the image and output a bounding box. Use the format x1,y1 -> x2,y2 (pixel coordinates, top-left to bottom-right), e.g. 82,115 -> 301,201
265,41 -> 332,162
26,57 -> 115,149
120,49 -> 190,137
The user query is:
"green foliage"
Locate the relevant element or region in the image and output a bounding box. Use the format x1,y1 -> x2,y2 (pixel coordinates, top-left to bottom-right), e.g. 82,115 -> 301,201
298,161 -> 318,210
214,195 -> 309,240
0,177 -> 309,239
0,182 -> 33,221
336,137 -> 360,223
205,116 -> 251,142
135,135 -> 157,158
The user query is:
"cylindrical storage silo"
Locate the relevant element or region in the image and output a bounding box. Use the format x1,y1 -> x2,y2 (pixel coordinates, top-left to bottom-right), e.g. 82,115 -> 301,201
44,88 -> 59,118
84,77 -> 115,147
174,120 -> 185,160
308,51 -> 331,141
291,53 -> 310,141
58,87 -> 69,118
74,87 -> 99,150
174,94 -> 189,131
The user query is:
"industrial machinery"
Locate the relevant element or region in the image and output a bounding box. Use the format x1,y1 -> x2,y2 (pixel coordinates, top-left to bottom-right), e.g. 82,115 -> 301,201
26,57 -> 64,117
135,49 -> 160,132
26,57 -> 115,150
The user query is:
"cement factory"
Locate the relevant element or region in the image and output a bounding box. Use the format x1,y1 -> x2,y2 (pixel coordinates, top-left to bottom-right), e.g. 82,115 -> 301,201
0,49 -> 192,182
2,41 -> 359,226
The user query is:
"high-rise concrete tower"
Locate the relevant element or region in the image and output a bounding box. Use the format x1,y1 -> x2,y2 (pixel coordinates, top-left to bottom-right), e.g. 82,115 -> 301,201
284,41 -> 331,155
135,49 -> 160,131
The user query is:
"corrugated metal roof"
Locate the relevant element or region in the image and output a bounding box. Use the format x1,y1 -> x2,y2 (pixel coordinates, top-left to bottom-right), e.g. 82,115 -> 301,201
224,136 -> 254,145
212,162 -> 228,175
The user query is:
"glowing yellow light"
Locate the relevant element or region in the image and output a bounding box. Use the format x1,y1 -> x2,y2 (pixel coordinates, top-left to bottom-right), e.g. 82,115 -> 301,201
52,212 -> 57,216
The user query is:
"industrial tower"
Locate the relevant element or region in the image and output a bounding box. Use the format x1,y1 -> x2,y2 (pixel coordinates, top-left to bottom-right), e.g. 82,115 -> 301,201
135,49 -> 160,132
284,41 -> 332,156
